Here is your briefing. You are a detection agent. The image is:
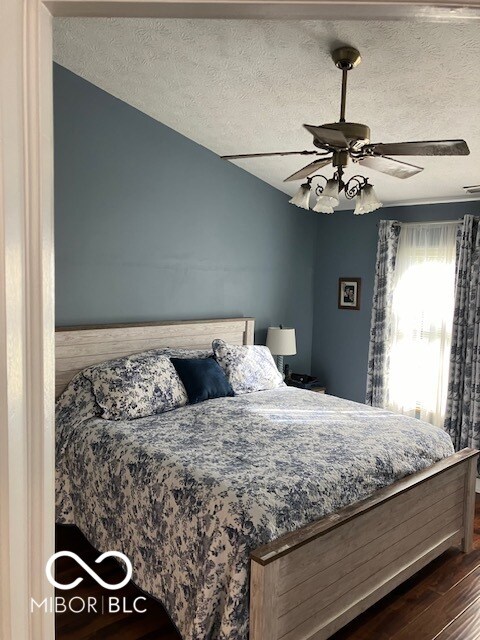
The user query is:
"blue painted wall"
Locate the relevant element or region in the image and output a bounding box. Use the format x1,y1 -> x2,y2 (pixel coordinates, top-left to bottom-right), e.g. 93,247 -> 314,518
54,63 -> 317,371
54,63 -> 479,387
311,202 -> 479,402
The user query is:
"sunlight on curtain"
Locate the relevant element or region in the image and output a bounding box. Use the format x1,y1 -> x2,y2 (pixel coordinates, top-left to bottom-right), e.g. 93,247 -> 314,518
386,223 -> 457,427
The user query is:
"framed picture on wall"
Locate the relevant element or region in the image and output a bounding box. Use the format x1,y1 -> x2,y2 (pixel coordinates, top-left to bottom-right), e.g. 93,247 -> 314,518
338,277 -> 361,310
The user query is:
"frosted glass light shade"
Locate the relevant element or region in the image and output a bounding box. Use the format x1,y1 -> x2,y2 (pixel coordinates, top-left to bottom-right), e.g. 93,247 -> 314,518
362,184 -> 382,212
266,327 -> 297,356
355,184 -> 382,214
322,179 -> 340,206
354,190 -> 366,215
313,196 -> 335,214
289,182 -> 311,210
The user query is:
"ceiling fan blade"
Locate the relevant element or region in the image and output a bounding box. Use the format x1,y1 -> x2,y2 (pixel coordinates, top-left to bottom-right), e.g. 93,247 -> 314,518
221,150 -> 320,160
366,139 -> 470,157
359,155 -> 423,179
303,124 -> 348,149
284,158 -> 332,182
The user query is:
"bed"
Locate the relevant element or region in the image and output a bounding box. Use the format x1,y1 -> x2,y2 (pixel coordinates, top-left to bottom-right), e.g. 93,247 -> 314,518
55,317 -> 478,640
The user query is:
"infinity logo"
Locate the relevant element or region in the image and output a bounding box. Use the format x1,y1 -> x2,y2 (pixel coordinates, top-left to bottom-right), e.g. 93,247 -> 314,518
46,551 -> 133,591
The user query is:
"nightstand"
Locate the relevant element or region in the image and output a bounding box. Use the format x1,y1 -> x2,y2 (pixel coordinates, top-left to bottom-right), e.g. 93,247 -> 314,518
285,378 -> 326,394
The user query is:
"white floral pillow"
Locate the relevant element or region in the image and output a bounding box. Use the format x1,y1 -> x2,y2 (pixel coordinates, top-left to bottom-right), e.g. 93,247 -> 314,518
212,339 -> 284,395
83,353 -> 188,420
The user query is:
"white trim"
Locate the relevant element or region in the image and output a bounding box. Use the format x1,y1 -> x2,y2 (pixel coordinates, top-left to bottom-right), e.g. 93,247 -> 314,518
382,195 -> 480,209
337,195 -> 480,212
26,5 -> 56,638
0,0 -> 31,636
0,1 -> 55,638
44,0 -> 480,19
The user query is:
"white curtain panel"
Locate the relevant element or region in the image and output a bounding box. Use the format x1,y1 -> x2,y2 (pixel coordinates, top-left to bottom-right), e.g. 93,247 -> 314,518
386,222 -> 458,427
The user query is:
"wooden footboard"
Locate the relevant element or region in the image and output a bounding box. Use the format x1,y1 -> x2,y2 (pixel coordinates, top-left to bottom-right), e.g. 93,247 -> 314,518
250,448 -> 478,640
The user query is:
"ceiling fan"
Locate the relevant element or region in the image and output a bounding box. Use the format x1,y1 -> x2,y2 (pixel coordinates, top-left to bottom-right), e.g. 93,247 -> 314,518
221,47 -> 470,214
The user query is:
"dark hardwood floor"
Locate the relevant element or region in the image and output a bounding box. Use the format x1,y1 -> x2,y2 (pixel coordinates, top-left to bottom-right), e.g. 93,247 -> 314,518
56,496 -> 480,640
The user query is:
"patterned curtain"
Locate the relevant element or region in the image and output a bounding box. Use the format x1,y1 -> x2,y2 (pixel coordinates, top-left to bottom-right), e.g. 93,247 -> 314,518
366,220 -> 401,406
444,215 -> 480,453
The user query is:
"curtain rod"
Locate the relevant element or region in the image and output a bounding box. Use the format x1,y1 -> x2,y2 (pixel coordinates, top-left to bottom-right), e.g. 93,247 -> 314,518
393,219 -> 462,226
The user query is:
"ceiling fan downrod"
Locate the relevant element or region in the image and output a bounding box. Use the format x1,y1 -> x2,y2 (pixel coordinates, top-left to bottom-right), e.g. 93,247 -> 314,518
340,68 -> 348,123
331,47 -> 361,124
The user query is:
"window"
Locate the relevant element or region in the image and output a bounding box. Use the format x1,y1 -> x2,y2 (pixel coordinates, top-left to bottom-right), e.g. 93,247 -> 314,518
386,223 -> 457,427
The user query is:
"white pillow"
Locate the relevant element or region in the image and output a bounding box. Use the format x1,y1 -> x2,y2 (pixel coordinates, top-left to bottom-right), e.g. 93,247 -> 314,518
83,352 -> 188,420
212,339 -> 284,395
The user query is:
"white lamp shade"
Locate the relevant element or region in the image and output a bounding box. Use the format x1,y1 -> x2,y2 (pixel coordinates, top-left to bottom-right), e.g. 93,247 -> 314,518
266,327 -> 297,356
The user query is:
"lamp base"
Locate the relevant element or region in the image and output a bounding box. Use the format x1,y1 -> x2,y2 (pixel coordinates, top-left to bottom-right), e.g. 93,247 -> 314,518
276,355 -> 284,374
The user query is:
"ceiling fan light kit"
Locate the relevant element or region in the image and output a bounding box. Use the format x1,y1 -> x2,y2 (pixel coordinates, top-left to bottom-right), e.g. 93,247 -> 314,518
291,172 -> 381,215
221,46 -> 469,216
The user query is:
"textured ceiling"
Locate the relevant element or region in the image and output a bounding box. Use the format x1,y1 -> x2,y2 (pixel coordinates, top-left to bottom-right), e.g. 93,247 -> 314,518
53,18 -> 480,210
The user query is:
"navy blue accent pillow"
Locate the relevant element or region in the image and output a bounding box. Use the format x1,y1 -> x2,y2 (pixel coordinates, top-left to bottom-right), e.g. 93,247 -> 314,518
170,357 -> 234,404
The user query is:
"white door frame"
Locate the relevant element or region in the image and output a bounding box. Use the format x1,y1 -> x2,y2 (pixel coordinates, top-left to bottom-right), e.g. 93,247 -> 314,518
1,1 -> 480,638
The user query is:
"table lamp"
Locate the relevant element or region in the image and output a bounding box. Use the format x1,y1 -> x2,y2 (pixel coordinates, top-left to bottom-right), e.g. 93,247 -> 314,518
266,326 -> 296,373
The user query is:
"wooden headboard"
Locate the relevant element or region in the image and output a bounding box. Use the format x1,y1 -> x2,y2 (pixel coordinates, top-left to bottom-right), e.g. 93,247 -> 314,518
55,317 -> 255,399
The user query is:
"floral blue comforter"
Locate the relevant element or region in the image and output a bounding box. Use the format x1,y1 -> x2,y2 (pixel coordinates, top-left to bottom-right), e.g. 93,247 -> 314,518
56,375 -> 454,640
